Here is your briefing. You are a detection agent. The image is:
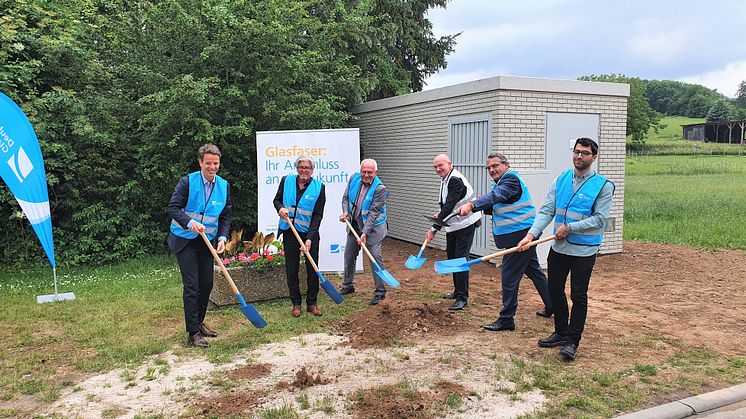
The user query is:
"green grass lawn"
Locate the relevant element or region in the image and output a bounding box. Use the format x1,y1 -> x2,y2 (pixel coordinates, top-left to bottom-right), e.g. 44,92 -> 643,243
624,155 -> 746,249
0,257 -> 364,406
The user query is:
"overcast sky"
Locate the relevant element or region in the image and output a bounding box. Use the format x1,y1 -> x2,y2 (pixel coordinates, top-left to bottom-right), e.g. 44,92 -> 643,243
424,0 -> 746,97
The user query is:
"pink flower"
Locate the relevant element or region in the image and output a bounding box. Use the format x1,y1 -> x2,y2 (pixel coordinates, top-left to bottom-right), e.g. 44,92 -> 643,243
238,253 -> 250,262
222,258 -> 231,265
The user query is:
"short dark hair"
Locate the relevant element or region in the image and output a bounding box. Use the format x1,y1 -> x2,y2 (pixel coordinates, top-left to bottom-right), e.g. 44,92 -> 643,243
198,143 -> 221,160
574,138 -> 598,155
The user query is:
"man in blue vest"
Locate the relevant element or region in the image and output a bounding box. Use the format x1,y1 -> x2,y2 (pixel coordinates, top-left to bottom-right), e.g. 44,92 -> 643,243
426,154 -> 482,311
168,144 -> 232,348
518,138 -> 614,361
458,152 -> 552,332
274,156 -> 326,318
338,159 -> 389,305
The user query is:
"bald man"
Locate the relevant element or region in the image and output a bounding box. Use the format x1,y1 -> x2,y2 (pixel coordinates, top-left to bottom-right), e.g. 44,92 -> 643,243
426,154 -> 482,311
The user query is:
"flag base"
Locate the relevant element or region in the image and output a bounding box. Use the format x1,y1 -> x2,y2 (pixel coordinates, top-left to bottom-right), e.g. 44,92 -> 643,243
36,292 -> 76,304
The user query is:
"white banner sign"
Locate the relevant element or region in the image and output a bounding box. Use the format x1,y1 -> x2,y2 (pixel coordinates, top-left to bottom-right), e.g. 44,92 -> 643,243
256,129 -> 362,272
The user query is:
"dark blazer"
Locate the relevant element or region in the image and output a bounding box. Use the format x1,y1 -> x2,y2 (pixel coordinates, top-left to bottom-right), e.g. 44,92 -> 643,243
167,175 -> 232,254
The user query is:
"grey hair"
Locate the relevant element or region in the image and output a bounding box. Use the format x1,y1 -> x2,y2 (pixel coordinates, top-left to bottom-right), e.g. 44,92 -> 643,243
360,158 -> 378,171
487,152 -> 508,164
295,156 -> 315,169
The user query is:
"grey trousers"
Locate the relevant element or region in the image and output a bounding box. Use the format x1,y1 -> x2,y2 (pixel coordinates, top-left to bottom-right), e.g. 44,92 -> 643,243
342,233 -> 386,297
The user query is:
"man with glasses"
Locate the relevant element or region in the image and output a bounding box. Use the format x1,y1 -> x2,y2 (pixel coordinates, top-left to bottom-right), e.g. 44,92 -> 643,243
517,138 -> 614,361
274,156 -> 326,318
426,154 -> 482,311
338,159 -> 389,305
458,153 -> 553,332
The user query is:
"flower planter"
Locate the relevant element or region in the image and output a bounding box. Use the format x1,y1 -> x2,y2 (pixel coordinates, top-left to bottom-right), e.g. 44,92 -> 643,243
208,263 -> 308,309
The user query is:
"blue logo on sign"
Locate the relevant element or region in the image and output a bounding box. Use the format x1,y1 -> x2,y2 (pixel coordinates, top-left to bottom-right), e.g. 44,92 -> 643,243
330,244 -> 341,253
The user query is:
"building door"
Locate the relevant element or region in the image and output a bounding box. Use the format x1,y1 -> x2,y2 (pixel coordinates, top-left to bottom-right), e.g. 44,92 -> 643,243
448,114 -> 492,256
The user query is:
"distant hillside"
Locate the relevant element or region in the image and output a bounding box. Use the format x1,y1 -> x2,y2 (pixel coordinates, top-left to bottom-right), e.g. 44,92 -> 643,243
644,79 -> 727,118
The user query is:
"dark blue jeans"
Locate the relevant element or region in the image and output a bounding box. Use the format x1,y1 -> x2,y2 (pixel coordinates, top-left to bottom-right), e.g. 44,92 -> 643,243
547,248 -> 597,346
496,229 -> 551,324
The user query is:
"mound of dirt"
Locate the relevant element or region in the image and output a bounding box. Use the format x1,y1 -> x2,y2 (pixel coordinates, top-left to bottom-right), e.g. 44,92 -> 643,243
231,362 -> 272,381
275,366 -> 330,391
334,300 -> 468,348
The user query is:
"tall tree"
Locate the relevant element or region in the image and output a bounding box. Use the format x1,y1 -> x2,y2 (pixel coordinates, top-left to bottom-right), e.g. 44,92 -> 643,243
579,74 -> 663,145
736,80 -> 746,108
706,100 -> 733,123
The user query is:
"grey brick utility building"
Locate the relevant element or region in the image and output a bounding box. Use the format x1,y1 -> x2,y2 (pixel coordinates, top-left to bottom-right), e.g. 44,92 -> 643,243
350,76 -> 629,259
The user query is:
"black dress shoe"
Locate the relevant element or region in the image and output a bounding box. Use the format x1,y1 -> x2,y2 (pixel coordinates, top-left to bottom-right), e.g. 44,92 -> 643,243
189,332 -> 209,348
538,332 -> 567,348
481,320 -> 515,332
449,300 -> 467,311
340,287 -> 355,295
535,308 -> 553,318
559,343 -> 578,361
199,324 -> 218,337
369,295 -> 385,305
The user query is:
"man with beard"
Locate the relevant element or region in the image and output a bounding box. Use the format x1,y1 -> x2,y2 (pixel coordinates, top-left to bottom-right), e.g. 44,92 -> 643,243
518,138 -> 614,361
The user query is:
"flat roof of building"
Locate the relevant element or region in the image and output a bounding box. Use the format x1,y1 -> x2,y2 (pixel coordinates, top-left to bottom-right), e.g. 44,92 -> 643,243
351,75 -> 630,114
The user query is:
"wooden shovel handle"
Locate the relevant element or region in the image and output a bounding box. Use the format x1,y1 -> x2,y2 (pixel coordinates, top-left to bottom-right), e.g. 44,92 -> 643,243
418,238 -> 429,253
343,219 -> 378,264
479,234 -> 556,262
199,231 -> 240,295
285,220 -> 322,273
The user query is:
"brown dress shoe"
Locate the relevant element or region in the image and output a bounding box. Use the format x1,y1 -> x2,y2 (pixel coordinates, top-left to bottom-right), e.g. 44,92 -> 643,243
292,305 -> 302,317
199,324 -> 218,337
307,304 -> 322,317
189,332 -> 209,348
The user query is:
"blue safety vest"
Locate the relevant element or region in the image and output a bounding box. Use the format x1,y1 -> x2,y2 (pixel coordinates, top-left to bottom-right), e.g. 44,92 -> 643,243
491,171 -> 536,235
170,171 -> 228,240
278,175 -> 322,233
348,173 -> 387,226
554,170 -> 613,246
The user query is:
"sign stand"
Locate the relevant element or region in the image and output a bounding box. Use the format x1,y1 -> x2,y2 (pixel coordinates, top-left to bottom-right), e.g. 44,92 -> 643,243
36,268 -> 75,303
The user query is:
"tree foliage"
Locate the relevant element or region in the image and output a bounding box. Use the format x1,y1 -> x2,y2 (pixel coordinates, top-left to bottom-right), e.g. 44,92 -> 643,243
706,100 -> 733,123
736,80 -> 746,109
0,0 -> 456,266
579,74 -> 663,145
645,79 -> 727,118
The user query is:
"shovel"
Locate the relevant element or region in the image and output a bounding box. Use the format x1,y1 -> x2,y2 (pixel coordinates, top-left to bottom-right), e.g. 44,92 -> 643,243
434,235 -> 556,275
285,221 -> 343,304
199,232 -> 267,328
343,219 -> 400,287
404,238 -> 430,270
406,213 -> 457,270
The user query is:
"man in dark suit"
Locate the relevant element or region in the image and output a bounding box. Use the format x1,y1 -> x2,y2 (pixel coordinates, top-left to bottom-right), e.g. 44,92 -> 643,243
168,143 -> 232,348
458,152 -> 552,332
339,159 -> 389,305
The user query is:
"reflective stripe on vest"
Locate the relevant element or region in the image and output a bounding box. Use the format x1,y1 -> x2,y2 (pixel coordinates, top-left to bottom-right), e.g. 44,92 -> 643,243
491,171 -> 536,235
348,173 -> 387,227
278,175 -> 322,233
440,168 -> 481,232
554,170 -> 611,246
170,171 -> 227,240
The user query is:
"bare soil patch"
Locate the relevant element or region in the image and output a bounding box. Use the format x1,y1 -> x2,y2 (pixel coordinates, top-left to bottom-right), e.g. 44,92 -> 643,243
350,380 -> 470,419
193,389 -> 265,417
231,362 -> 272,381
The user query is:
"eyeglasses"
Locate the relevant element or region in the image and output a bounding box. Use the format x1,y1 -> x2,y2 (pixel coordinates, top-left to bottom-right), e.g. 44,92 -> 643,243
485,161 -> 506,170
296,166 -> 313,171
572,150 -> 594,156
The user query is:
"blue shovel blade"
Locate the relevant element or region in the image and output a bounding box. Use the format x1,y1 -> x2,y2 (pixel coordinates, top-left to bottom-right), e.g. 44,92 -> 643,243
404,255 -> 426,270
434,257 -> 470,275
235,293 -> 267,328
374,265 -> 400,288
318,272 -> 344,304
